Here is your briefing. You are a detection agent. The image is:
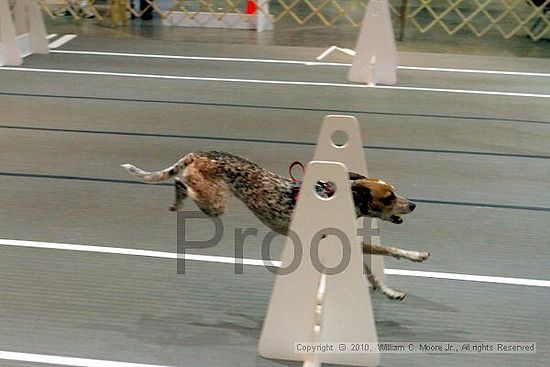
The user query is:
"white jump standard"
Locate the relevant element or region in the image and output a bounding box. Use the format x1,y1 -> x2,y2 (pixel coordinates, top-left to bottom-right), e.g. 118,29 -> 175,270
0,0 -> 48,66
259,161 -> 380,367
259,115 -> 428,367
316,0 -> 398,86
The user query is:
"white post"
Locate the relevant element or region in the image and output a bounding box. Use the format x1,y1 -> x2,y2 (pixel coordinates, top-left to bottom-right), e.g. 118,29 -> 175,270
0,0 -> 22,66
259,161 -> 379,367
256,0 -> 273,32
348,0 -> 397,85
313,115 -> 385,282
14,0 -> 49,57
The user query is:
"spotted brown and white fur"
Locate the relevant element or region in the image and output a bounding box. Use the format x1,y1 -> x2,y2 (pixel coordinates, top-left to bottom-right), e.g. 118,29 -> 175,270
122,151 -> 429,300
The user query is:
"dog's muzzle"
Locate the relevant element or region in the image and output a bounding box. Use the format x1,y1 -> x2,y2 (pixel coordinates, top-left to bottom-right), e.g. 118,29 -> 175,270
389,201 -> 416,224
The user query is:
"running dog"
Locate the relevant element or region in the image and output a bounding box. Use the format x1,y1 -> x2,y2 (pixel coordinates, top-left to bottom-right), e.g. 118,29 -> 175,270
122,151 -> 429,300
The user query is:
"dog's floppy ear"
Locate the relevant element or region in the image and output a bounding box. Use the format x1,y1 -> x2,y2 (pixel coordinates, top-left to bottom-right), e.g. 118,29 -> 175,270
349,172 -> 367,180
352,183 -> 372,214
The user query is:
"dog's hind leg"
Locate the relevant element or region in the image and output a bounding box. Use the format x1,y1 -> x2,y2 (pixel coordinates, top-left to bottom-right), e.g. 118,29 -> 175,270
362,243 -> 430,263
183,164 -> 229,217
170,177 -> 188,212
364,263 -> 406,300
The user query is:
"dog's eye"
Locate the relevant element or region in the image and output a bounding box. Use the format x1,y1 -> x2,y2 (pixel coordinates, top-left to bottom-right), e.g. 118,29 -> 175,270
380,194 -> 395,205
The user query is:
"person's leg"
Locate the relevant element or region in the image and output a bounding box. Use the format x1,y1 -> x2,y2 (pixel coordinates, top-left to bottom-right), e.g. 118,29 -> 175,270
140,0 -> 153,20
78,0 -> 95,18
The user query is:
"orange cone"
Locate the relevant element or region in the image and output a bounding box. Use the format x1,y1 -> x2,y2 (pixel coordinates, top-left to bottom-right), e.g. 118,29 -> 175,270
246,0 -> 256,14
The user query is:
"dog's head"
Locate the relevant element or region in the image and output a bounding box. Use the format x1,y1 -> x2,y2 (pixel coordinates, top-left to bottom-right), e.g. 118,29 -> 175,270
350,173 -> 415,224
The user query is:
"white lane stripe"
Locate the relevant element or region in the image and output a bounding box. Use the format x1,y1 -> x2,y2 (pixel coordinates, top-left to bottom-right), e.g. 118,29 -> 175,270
398,65 -> 550,78
46,33 -> 58,40
1,66 -> 549,99
0,351 -> 172,367
49,49 -> 550,78
0,238 -> 271,267
50,49 -> 332,66
384,269 -> 550,288
1,238 -> 549,288
48,34 -> 77,49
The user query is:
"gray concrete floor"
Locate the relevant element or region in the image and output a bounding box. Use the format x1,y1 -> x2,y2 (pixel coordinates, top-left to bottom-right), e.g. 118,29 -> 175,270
0,21 -> 549,367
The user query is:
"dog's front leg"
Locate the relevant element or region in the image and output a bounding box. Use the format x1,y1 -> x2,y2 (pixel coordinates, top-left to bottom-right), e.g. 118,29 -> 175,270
362,242 -> 430,263
364,264 -> 406,300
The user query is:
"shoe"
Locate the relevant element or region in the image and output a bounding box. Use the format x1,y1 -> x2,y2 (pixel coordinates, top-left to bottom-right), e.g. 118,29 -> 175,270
81,10 -> 95,19
55,10 -> 71,17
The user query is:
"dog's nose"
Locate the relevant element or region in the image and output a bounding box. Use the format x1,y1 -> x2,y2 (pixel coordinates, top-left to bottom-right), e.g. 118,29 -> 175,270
409,202 -> 416,212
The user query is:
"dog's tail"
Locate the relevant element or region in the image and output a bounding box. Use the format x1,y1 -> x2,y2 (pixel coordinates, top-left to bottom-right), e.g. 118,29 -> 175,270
122,156 -> 189,184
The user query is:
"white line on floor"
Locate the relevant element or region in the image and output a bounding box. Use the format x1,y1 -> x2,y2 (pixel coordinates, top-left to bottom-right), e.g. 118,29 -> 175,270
0,238 -> 269,266
49,50 -> 550,78
384,269 -> 548,287
398,65 -> 550,78
51,49 -> 333,66
0,351 -> 171,367
1,238 -> 549,287
48,34 -> 77,49
1,66 -> 548,99
46,33 -> 58,40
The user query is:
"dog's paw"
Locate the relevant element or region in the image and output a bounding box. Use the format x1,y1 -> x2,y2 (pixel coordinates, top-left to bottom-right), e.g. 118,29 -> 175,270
121,163 -> 137,172
379,286 -> 406,300
368,275 -> 406,301
410,251 -> 430,262
387,290 -> 407,301
398,250 -> 430,262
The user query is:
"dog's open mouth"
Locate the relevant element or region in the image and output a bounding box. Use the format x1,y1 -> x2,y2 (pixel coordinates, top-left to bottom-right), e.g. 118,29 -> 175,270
390,215 -> 403,224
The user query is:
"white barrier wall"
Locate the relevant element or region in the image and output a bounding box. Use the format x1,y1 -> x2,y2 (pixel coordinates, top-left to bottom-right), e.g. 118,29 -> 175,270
162,0 -> 273,32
